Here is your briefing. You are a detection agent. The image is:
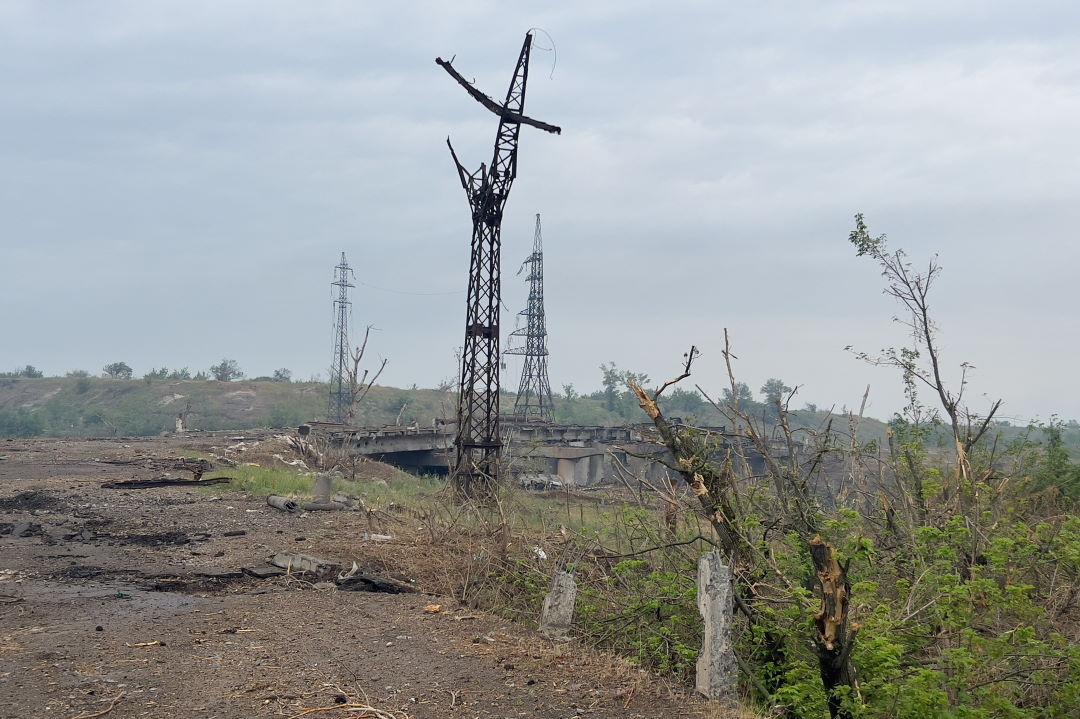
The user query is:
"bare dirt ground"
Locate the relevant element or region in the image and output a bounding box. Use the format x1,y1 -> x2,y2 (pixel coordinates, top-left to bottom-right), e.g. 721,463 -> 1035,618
0,434 -> 727,719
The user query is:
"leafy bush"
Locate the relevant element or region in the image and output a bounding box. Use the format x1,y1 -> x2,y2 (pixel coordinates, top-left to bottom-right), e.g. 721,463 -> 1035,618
0,408 -> 44,438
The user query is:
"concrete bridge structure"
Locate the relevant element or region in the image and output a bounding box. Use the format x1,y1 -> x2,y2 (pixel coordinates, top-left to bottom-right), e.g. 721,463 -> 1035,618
299,420 -> 684,487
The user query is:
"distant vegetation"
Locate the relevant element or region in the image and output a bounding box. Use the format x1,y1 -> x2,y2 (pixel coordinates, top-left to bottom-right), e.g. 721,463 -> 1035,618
0,375 -> 328,438
3,367 -> 1080,477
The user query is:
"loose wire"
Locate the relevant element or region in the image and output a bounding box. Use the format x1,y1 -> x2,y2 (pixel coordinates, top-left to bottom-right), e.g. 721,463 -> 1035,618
528,27 -> 557,80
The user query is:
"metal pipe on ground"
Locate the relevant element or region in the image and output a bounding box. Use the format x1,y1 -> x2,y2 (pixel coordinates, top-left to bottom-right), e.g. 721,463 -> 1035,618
267,495 -> 299,513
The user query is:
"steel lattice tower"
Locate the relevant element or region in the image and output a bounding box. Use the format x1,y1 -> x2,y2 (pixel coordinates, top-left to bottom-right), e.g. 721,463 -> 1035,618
327,252 -> 354,424
506,213 -> 554,422
436,33 -> 560,497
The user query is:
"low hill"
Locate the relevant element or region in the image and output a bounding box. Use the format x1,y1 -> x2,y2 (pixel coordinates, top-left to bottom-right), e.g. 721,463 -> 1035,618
0,377 -> 455,438
0,376 -> 1061,457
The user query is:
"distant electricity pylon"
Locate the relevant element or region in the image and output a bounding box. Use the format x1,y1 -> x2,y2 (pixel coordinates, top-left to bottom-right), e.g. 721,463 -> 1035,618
436,32 -> 561,498
506,214 -> 554,422
327,252 -> 353,424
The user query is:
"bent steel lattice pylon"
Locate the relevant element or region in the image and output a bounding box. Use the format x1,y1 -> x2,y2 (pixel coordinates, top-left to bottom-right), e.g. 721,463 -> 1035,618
436,33 -> 560,497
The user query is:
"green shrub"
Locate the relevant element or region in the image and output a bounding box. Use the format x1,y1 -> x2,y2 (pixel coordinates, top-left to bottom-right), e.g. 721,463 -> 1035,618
0,408 -> 44,438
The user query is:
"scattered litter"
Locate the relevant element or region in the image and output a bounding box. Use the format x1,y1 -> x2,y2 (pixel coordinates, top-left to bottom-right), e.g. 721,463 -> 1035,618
336,573 -> 416,594
270,552 -> 341,577
205,453 -> 238,468
362,533 -> 393,541
271,453 -> 309,470
127,641 -> 162,647
424,604 -> 444,614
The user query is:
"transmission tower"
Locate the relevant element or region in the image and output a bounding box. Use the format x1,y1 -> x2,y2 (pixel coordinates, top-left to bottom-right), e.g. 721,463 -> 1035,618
327,252 -> 353,424
506,213 -> 554,422
436,33 -> 561,497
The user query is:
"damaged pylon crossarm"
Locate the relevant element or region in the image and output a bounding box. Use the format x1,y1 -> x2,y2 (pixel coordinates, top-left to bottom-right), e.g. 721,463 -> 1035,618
436,31 -> 561,499
436,48 -> 561,135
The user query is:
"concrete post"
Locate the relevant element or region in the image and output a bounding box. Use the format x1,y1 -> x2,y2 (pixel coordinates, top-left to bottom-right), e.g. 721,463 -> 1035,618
312,473 -> 333,503
696,550 -> 738,704
586,454 -> 603,486
556,458 -> 576,487
539,571 -> 577,640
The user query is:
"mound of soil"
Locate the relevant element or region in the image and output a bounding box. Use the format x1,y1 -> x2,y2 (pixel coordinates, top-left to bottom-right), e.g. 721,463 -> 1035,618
52,565 -> 142,581
115,531 -> 207,547
0,490 -> 64,512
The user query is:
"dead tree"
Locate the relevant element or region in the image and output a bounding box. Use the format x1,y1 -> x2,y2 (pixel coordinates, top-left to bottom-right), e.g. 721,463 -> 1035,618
630,340 -> 859,716
810,538 -> 857,719
343,325 -> 387,426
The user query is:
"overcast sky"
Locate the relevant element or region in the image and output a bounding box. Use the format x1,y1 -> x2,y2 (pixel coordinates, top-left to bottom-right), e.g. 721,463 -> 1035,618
3,0 -> 1078,423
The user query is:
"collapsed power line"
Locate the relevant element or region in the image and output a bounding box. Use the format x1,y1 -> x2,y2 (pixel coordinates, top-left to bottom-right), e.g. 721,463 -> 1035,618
436,32 -> 561,498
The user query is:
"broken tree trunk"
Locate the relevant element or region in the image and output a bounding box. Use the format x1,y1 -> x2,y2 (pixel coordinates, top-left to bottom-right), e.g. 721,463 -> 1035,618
628,380 -> 741,557
627,360 -> 790,700
810,537 -> 858,719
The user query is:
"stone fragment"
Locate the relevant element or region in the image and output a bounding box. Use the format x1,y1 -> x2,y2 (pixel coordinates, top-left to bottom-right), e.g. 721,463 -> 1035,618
241,566 -> 285,580
539,571 -> 577,640
696,550 -> 738,704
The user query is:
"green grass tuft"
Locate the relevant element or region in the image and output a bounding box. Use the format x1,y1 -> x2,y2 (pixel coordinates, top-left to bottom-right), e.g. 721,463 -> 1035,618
204,465 -> 318,497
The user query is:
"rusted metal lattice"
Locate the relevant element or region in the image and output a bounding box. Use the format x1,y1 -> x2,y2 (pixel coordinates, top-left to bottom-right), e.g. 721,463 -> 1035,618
436,33 -> 560,497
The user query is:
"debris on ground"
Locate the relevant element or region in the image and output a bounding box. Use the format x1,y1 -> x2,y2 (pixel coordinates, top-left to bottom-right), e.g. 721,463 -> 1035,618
101,476 -> 231,489
269,552 -> 341,577
266,495 -> 299,513
0,433 -> 710,719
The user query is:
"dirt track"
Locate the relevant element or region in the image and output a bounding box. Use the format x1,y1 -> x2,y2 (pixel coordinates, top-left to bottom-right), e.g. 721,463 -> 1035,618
0,435 -> 720,719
